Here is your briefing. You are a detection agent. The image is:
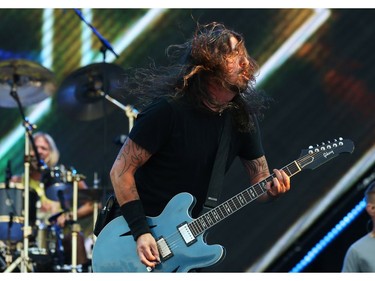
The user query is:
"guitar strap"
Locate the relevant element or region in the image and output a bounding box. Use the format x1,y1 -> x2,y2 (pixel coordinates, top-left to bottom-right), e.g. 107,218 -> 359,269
201,111 -> 232,215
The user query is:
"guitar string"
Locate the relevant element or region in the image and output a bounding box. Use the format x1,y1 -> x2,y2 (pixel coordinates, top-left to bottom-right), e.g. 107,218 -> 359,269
156,142 -> 347,254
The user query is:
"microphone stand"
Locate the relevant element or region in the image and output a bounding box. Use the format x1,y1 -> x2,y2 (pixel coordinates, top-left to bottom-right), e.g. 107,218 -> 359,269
73,8 -> 119,61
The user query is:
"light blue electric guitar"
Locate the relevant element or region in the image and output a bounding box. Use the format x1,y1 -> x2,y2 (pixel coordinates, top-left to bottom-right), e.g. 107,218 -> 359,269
92,138 -> 354,272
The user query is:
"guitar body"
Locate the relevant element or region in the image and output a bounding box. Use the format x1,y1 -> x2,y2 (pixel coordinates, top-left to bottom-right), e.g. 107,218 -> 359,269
92,192 -> 224,272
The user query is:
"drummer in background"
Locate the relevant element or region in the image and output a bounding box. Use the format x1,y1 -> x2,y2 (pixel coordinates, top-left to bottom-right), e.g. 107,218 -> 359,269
11,131 -> 93,269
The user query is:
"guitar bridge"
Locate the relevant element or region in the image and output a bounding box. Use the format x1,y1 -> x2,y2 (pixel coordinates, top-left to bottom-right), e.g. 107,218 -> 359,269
156,237 -> 173,260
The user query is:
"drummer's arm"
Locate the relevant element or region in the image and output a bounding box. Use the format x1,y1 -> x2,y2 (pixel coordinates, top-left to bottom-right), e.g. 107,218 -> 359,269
77,201 -> 94,219
57,200 -> 93,226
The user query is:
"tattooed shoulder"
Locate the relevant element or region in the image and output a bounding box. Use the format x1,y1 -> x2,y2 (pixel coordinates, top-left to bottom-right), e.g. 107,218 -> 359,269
241,156 -> 269,177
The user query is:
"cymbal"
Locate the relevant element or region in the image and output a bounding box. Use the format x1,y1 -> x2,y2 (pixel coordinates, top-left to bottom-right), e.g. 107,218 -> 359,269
56,62 -> 129,121
0,59 -> 56,107
79,188 -> 103,201
45,186 -> 103,203
45,183 -> 73,202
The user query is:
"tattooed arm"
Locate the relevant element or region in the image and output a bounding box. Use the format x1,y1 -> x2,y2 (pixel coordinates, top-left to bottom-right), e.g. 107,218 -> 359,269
110,137 -> 160,269
110,137 -> 151,206
240,156 -> 291,202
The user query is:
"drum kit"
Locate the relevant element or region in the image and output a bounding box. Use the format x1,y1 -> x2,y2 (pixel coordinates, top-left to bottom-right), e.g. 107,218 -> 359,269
0,10 -> 137,273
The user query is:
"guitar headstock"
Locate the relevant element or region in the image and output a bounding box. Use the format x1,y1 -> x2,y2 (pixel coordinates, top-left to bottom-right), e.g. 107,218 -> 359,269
297,137 -> 355,170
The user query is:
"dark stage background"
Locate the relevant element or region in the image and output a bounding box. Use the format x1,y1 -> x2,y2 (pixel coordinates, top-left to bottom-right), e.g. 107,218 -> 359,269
0,8 -> 374,272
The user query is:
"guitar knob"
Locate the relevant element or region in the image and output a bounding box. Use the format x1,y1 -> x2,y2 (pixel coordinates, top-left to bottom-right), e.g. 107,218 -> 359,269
327,145 -> 331,149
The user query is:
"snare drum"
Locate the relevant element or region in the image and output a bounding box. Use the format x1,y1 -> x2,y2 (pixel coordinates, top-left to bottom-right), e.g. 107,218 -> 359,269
0,182 -> 24,242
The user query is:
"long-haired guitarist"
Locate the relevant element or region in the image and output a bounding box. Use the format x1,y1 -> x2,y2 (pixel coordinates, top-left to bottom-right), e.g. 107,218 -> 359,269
110,22 -> 291,271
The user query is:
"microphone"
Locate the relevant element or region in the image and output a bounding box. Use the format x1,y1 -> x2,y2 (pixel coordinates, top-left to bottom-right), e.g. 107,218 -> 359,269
5,160 -> 11,189
113,134 -> 128,146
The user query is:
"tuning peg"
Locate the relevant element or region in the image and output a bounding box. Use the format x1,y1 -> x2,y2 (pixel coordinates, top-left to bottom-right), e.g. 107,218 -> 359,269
308,145 -> 314,154
327,140 -> 331,149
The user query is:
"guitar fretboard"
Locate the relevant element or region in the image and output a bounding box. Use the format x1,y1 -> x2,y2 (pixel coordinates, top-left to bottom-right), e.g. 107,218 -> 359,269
188,160 -> 302,237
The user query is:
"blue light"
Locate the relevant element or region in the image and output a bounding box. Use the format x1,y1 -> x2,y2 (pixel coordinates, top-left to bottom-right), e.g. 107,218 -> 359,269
290,199 -> 366,272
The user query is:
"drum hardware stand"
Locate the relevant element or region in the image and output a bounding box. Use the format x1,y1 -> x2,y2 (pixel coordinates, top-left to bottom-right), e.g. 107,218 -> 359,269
4,214 -> 15,267
0,248 -> 6,271
91,172 -> 100,245
67,170 -> 86,273
5,78 -> 41,272
4,129 -> 34,273
101,92 -> 138,131
4,164 -> 15,267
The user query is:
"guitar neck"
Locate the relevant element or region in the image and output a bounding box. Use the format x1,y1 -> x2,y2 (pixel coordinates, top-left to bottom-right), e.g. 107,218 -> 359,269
188,160 -> 302,237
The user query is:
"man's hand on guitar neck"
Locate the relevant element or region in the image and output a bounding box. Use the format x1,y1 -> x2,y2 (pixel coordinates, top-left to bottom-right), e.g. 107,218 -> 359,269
136,233 -> 161,271
267,168 -> 291,198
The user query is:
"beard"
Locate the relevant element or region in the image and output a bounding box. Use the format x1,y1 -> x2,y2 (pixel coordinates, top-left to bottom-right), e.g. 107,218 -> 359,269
224,67 -> 251,93
227,77 -> 249,93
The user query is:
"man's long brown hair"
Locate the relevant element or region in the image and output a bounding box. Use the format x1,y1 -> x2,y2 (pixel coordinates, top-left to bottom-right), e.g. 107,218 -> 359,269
124,22 -> 271,132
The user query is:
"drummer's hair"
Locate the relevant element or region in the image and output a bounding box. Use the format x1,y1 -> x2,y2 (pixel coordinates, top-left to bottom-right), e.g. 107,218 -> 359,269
33,132 -> 60,167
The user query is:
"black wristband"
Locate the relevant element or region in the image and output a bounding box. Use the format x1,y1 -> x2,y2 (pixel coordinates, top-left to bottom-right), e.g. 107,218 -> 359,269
120,200 -> 151,241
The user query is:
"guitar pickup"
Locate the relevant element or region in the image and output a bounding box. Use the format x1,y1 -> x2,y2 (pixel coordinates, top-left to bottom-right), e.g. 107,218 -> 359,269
177,222 -> 196,246
156,237 -> 173,260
